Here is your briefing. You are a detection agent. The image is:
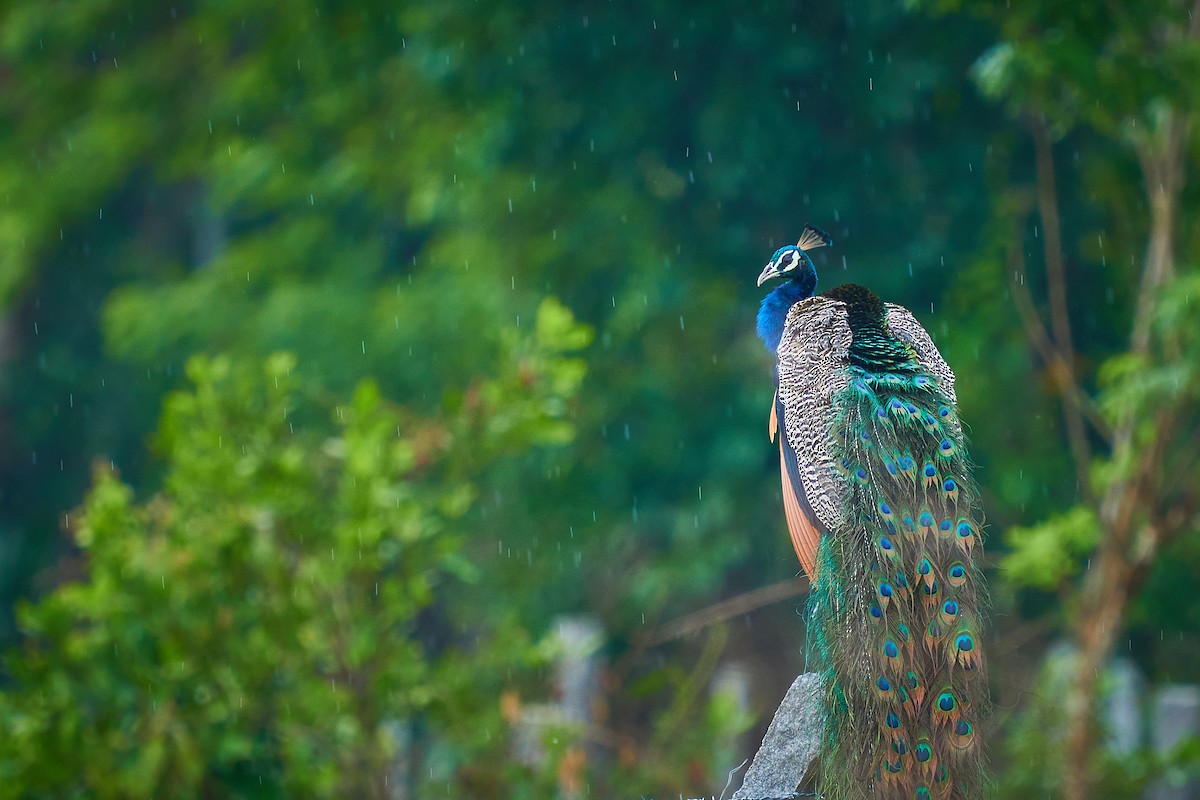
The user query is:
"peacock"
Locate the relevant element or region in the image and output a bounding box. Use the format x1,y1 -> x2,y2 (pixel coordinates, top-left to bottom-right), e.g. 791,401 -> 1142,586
756,225 -> 986,800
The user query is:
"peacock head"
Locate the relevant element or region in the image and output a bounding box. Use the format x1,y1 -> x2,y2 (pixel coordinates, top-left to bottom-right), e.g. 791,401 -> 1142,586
755,224 -> 832,289
756,245 -> 811,287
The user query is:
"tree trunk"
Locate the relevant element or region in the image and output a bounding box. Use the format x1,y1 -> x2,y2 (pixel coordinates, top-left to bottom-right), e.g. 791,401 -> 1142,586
1060,106 -> 1189,800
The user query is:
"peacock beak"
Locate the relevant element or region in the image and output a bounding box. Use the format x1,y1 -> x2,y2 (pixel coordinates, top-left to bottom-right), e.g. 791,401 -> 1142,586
756,261 -> 779,287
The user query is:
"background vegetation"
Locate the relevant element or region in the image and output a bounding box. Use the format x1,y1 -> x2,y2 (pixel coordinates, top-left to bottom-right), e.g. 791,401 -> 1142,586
0,0 -> 1197,797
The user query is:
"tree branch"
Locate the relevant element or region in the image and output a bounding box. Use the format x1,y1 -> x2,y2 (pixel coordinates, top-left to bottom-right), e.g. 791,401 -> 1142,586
1031,119 -> 1093,495
1006,233 -> 1112,443
635,577 -> 808,648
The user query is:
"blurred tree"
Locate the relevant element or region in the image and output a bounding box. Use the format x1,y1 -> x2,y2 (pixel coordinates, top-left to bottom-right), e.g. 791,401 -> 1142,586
917,0 -> 1200,795
0,297 -> 591,797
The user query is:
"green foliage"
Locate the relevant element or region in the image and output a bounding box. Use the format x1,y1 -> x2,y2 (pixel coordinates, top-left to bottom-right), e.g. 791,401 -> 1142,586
0,308 -> 587,797
1002,506 -> 1099,590
936,0 -> 1200,142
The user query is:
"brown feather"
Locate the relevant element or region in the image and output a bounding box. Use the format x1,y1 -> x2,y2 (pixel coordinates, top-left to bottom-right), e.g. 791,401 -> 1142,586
769,391 -> 778,443
779,441 -> 821,582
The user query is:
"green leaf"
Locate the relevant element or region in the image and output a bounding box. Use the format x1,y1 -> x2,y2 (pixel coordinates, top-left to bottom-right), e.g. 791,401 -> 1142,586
1002,506 -> 1100,590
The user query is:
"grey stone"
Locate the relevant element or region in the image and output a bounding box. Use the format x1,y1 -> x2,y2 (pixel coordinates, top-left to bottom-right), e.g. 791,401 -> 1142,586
732,672 -> 825,800
554,615 -> 603,726
1147,684 -> 1200,800
1104,658 -> 1144,755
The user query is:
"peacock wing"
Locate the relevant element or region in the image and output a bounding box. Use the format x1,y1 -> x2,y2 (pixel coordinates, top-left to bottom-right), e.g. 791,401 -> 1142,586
885,303 -> 957,404
773,296 -> 854,581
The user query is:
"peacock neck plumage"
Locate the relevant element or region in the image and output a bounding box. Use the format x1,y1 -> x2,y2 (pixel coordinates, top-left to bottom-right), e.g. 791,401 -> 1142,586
758,271 -> 816,353
822,283 -> 918,372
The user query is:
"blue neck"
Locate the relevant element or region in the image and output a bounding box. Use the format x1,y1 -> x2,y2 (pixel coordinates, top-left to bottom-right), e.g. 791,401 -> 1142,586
757,277 -> 816,352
